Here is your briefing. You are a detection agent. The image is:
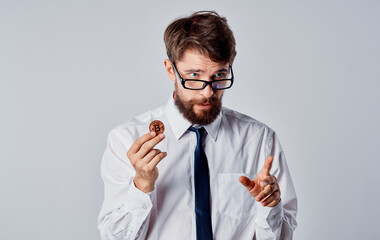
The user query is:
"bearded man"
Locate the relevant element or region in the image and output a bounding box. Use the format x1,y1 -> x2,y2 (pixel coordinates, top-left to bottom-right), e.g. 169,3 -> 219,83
98,11 -> 297,240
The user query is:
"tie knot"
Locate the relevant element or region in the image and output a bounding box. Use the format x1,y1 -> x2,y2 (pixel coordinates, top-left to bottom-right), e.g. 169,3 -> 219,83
189,126 -> 205,137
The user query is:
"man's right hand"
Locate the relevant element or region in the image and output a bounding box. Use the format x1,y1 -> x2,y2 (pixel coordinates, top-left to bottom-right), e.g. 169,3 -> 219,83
127,132 -> 167,193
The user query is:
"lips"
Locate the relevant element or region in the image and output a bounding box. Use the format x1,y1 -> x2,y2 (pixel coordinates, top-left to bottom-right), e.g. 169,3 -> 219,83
195,103 -> 212,110
191,97 -> 218,111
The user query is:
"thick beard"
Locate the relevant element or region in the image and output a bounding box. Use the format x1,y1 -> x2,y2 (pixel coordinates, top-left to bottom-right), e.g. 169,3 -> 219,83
173,84 -> 222,125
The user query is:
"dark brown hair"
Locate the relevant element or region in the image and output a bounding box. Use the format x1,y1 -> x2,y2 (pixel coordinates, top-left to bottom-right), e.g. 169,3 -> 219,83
164,11 -> 236,64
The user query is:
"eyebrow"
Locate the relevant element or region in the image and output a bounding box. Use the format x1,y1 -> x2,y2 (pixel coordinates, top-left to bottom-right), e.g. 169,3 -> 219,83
216,68 -> 229,72
183,68 -> 229,74
183,69 -> 203,73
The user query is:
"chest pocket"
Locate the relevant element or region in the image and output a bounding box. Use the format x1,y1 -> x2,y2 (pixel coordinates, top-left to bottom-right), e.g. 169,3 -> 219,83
216,173 -> 257,219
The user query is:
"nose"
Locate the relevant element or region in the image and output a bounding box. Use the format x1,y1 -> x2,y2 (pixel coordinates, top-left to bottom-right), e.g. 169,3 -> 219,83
200,83 -> 214,98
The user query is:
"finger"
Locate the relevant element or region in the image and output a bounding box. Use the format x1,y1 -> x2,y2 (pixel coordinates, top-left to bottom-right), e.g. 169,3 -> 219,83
261,156 -> 274,175
137,133 -> 166,158
255,183 -> 279,202
128,132 -> 157,154
261,191 -> 276,206
141,149 -> 161,164
262,191 -> 281,207
146,152 -> 167,170
239,176 -> 255,191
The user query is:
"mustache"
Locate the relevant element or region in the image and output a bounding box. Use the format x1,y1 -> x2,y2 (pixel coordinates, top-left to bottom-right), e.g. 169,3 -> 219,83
189,96 -> 219,105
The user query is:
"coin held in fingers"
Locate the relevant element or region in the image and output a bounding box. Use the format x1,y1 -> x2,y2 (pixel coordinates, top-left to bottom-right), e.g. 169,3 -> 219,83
149,120 -> 165,135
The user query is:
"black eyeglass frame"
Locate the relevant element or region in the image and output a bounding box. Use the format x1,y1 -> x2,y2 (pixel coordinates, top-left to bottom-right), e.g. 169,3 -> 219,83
172,62 -> 234,90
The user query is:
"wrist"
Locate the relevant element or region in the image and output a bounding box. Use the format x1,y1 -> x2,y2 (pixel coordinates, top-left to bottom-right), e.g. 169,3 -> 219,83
133,177 -> 155,193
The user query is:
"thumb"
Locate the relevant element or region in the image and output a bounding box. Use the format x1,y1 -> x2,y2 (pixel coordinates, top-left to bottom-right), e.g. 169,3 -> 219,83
239,176 -> 255,191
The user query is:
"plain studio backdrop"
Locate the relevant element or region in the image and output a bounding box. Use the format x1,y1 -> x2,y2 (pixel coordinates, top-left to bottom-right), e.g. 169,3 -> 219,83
1,0 -> 379,239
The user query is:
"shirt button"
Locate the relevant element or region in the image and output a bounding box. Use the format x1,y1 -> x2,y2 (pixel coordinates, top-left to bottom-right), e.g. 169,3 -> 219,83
270,215 -> 275,220
142,204 -> 148,210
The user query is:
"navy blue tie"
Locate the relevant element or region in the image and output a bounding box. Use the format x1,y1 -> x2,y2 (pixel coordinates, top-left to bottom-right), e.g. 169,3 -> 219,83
189,127 -> 213,240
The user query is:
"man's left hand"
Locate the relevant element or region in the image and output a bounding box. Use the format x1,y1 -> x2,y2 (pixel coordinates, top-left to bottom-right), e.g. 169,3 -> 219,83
239,156 -> 281,207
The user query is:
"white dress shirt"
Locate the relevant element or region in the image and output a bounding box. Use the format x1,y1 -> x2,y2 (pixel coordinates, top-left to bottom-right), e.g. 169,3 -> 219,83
98,96 -> 297,240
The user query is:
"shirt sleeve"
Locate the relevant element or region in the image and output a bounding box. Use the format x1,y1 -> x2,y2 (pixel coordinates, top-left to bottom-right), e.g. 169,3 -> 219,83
98,129 -> 154,240
254,130 -> 298,240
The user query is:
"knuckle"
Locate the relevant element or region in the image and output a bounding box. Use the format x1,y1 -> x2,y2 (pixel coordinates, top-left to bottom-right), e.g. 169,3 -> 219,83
140,165 -> 148,172
141,165 -> 151,172
274,193 -> 279,200
129,156 -> 136,164
127,149 -> 133,159
146,165 -> 155,172
276,190 -> 281,197
134,161 -> 143,169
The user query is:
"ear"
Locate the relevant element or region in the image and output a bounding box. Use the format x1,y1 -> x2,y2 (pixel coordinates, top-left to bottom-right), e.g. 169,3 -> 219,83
164,59 -> 176,82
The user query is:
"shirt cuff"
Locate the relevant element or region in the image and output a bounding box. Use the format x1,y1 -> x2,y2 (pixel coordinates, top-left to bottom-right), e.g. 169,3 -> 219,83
255,200 -> 283,230
123,179 -> 154,239
146,189 -> 155,202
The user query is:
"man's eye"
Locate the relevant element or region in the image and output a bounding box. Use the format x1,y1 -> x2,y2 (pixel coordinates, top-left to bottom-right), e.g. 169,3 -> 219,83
189,73 -> 198,78
215,73 -> 225,78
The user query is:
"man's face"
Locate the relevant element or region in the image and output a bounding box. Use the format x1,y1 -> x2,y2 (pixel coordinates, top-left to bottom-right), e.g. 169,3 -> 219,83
165,49 -> 230,125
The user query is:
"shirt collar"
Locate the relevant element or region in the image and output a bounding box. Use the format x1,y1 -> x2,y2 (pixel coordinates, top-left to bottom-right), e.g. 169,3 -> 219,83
164,95 -> 222,142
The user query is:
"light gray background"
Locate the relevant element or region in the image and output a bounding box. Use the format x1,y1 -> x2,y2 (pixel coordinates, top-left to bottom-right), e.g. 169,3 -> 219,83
1,0 -> 379,239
